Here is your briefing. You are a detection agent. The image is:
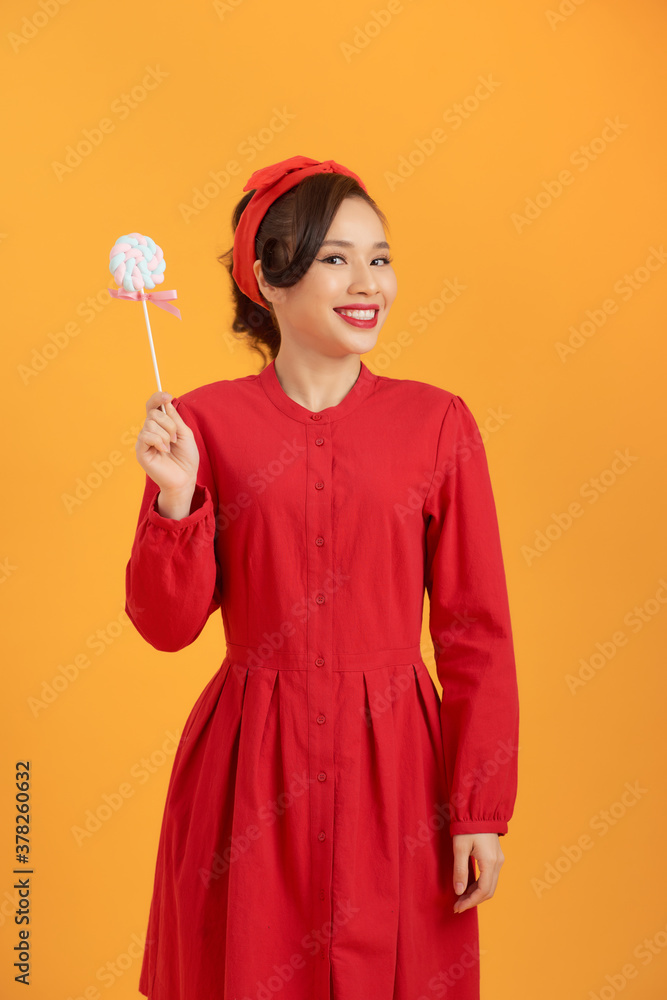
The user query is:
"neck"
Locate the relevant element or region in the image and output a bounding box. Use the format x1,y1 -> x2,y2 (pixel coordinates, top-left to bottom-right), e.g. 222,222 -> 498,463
272,351 -> 363,412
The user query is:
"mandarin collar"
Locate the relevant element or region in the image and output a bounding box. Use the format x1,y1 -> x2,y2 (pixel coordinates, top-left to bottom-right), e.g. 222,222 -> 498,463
258,358 -> 376,423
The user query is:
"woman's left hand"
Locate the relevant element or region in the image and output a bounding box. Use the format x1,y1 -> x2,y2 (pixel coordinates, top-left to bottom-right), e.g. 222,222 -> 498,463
451,833 -> 505,913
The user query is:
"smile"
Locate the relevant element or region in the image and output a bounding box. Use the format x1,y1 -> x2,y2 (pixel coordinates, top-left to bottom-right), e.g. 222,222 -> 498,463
334,308 -> 379,328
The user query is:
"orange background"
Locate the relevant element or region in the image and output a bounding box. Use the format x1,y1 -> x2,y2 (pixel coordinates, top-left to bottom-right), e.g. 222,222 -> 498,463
2,0 -> 666,996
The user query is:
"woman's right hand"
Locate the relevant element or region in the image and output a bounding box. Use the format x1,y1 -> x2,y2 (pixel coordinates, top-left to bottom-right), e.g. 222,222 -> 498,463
136,391 -> 200,497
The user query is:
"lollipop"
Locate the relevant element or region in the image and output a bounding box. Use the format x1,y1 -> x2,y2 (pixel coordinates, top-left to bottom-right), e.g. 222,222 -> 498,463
108,233 -> 181,412
110,233 -> 166,291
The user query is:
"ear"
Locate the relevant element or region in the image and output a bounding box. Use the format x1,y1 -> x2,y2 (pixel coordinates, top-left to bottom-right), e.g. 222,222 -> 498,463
253,259 -> 285,306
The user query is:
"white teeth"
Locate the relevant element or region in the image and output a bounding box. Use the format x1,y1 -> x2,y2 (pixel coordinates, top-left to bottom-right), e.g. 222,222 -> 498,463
338,309 -> 376,320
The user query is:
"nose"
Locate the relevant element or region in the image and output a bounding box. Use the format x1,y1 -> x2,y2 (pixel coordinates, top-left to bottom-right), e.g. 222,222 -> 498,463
347,261 -> 380,295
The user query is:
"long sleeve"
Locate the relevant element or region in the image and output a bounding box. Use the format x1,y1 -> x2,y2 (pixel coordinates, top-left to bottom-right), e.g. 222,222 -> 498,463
423,394 -> 519,837
125,397 -> 223,652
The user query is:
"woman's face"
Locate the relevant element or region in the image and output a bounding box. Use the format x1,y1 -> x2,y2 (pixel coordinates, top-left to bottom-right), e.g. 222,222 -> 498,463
255,195 -> 397,359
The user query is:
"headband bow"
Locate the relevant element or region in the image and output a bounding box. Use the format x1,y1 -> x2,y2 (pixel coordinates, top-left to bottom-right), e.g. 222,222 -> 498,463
231,155 -> 368,309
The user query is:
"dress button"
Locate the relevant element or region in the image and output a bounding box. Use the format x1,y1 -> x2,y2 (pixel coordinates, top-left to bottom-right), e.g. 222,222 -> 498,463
319,889 -> 325,900
317,772 -> 327,782
316,715 -> 326,724
315,481 -> 325,490
315,536 -> 324,546
316,594 -> 325,604
311,414 -> 322,421
315,657 -> 325,667
315,438 -> 324,446
318,831 -> 326,841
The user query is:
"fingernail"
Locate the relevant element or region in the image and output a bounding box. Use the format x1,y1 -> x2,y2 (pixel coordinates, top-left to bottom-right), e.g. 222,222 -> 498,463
455,882 -> 465,893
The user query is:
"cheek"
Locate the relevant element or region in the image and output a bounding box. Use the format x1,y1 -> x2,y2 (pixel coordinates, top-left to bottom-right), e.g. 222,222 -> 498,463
382,272 -> 398,302
313,277 -> 345,306
295,271 -> 341,305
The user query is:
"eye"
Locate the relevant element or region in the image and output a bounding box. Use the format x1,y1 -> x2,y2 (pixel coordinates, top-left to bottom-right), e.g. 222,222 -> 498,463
318,254 -> 394,265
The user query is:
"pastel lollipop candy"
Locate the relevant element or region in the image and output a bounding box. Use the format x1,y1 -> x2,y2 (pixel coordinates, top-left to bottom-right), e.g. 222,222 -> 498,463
109,233 -> 166,291
108,232 -> 181,411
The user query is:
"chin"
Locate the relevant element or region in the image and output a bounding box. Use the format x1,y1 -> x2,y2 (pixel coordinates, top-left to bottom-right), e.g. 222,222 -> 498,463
355,329 -> 381,348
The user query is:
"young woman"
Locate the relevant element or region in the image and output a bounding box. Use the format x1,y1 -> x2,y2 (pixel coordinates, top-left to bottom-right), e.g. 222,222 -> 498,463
125,155 -> 520,1000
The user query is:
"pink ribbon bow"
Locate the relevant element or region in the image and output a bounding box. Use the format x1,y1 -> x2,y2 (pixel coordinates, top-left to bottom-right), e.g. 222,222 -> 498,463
108,287 -> 182,320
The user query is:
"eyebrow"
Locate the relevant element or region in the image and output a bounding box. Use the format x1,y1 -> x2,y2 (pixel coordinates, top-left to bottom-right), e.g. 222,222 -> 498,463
320,239 -> 391,250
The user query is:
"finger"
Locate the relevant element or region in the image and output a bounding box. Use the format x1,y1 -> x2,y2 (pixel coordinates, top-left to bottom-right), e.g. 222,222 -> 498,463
453,866 -> 497,913
473,861 -> 497,900
144,416 -> 173,447
148,400 -> 185,438
138,428 -> 171,454
146,408 -> 176,440
165,400 -> 193,437
147,407 -> 179,443
139,428 -> 171,453
453,881 -> 481,912
452,850 -> 471,896
145,391 -> 173,416
454,882 -> 488,911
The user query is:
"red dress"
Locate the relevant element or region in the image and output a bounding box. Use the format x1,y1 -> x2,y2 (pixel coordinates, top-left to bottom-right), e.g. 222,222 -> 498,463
125,358 -> 520,1000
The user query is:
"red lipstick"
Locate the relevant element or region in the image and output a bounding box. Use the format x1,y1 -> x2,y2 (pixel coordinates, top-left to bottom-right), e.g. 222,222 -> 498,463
334,305 -> 380,329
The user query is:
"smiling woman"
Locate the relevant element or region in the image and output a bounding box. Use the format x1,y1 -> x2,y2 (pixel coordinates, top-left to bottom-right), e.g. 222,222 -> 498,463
247,196 -> 398,382
126,155 -> 520,1000
218,161 -> 393,365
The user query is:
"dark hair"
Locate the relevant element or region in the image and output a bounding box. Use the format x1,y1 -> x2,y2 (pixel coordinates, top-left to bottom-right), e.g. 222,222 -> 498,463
217,173 -> 389,368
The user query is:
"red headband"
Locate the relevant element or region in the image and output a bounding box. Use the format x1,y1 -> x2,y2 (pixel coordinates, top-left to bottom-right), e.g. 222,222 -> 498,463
231,154 -> 368,309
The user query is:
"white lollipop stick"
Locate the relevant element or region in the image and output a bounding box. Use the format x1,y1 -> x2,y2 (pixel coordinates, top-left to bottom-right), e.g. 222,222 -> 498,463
141,294 -> 166,413
108,232 -> 180,416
